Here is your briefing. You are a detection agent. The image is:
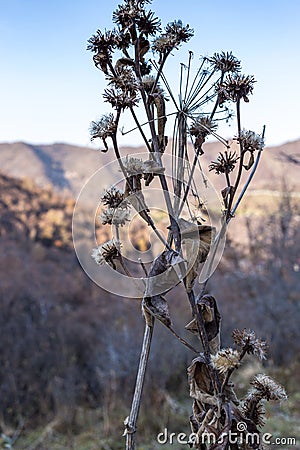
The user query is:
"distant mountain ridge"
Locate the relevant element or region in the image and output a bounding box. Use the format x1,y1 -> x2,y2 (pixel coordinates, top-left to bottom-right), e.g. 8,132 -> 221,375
0,140 -> 299,200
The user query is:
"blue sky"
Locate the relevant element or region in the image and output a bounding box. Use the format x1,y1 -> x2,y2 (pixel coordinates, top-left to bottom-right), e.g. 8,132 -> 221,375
1,0 -> 300,148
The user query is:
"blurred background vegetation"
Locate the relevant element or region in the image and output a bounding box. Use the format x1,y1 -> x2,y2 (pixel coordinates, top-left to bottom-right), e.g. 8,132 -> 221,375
0,149 -> 299,449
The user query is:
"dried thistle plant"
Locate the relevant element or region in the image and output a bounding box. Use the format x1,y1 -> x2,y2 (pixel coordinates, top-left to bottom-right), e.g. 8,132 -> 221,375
86,1 -> 285,449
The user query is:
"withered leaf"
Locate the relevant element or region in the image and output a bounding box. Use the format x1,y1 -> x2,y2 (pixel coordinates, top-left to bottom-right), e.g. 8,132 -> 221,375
243,152 -> 255,170
221,186 -> 234,209
142,295 -> 171,327
188,355 -> 218,407
180,220 -> 215,292
197,295 -> 221,354
185,295 -> 221,354
144,250 -> 185,297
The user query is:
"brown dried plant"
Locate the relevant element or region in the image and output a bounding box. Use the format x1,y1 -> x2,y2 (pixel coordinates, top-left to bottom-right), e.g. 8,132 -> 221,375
87,1 -> 286,449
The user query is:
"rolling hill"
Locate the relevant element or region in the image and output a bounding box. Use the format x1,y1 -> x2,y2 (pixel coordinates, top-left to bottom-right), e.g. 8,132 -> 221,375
0,140 -> 299,202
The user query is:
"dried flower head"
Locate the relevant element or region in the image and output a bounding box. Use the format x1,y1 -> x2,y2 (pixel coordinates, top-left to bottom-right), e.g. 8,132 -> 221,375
99,207 -> 130,226
90,114 -> 116,151
103,86 -> 139,110
142,75 -> 164,95
90,114 -> 116,139
232,329 -> 268,360
113,0 -> 159,43
87,29 -> 118,73
217,74 -> 256,104
136,10 -> 161,36
242,391 -> 266,427
112,3 -> 137,30
87,29 -> 117,54
250,374 -> 287,401
101,187 -> 129,209
92,240 -> 121,268
152,20 -> 194,61
123,156 -> 145,175
209,150 -> 239,174
209,51 -> 241,74
108,65 -> 137,88
190,116 -> 218,139
236,129 -> 264,153
211,348 -> 240,374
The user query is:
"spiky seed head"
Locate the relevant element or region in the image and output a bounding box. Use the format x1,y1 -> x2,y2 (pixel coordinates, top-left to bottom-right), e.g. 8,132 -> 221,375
217,74 -> 256,104
142,75 -> 164,95
242,391 -> 266,427
90,114 -> 116,141
209,51 -> 241,73
232,329 -> 268,360
101,187 -> 129,209
250,374 -> 287,401
211,348 -> 240,374
209,151 -> 239,174
103,86 -> 139,110
91,240 -> 121,267
152,20 -> 194,60
190,116 -> 218,139
99,207 -> 130,226
236,129 -> 264,153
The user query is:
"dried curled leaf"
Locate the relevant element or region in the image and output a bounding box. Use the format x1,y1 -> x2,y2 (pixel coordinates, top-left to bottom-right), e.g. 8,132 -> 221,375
142,295 -> 171,327
186,295 -> 221,355
179,219 -> 215,292
199,295 -> 221,354
188,355 -> 217,407
144,250 -> 185,297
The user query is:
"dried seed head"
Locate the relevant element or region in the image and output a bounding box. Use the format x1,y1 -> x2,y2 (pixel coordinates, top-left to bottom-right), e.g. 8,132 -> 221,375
209,51 -> 241,74
99,207 -> 130,226
87,29 -> 118,73
136,10 -> 161,36
217,74 -> 256,104
101,187 -> 128,209
113,1 -> 158,40
92,240 -> 121,267
103,86 -> 139,110
190,115 -> 218,139
242,391 -> 266,427
250,374 -> 287,401
152,20 -> 194,60
236,129 -> 265,153
165,20 -> 194,43
211,348 -> 240,374
123,156 -> 145,175
112,3 -> 137,29
142,75 -> 164,95
90,114 -> 116,143
209,150 -> 239,174
232,329 -> 268,360
108,65 -> 137,88
87,29 -> 117,54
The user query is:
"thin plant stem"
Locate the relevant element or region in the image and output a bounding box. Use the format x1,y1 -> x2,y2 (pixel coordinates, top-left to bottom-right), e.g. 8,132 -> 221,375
226,99 -> 244,219
229,125 -> 266,217
125,319 -> 154,450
